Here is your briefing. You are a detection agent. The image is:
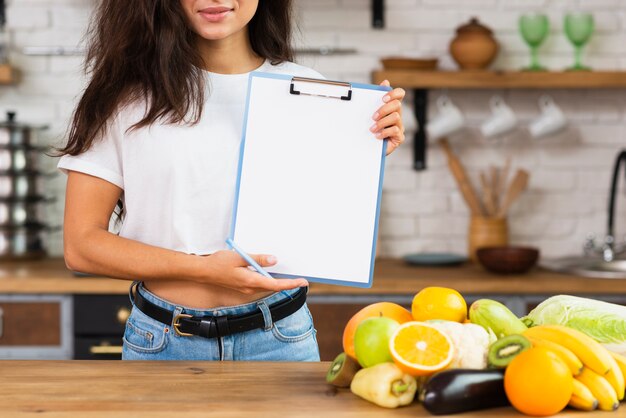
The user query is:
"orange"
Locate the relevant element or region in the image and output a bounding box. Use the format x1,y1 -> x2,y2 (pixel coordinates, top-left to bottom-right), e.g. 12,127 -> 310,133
389,321 -> 454,376
505,347 -> 574,417
342,302 -> 413,360
412,287 -> 467,322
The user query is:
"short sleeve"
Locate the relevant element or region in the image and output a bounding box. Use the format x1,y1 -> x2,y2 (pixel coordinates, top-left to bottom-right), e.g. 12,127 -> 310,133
57,116 -> 124,190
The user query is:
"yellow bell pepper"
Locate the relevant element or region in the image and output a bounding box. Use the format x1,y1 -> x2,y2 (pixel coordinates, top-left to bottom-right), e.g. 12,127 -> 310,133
350,362 -> 417,408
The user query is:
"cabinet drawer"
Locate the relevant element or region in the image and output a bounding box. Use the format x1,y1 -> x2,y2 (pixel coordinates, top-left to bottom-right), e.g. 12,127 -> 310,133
0,302 -> 61,346
75,336 -> 123,360
74,295 -> 131,335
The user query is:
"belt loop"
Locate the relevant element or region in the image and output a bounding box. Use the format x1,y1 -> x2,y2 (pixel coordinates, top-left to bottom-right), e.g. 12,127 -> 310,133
171,306 -> 184,328
257,301 -> 273,331
218,337 -> 224,361
128,281 -> 140,305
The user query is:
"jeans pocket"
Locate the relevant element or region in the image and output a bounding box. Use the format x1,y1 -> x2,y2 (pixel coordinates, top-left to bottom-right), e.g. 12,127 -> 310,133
123,306 -> 169,354
271,303 -> 315,343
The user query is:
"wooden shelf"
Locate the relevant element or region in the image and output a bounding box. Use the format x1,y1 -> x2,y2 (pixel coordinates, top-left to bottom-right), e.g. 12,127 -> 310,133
0,64 -> 17,85
372,70 -> 626,170
372,70 -> 626,89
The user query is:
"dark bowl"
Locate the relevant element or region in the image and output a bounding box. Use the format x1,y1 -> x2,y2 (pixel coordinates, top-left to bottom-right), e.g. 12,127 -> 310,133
476,246 -> 540,275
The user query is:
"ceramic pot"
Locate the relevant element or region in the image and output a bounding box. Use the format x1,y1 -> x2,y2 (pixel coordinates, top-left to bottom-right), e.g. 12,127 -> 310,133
450,17 -> 499,70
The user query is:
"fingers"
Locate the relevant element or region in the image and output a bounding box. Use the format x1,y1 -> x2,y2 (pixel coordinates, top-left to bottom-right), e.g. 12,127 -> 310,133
370,112 -> 401,136
371,85 -> 406,156
257,277 -> 309,292
249,253 -> 278,267
382,87 -> 406,103
237,269 -> 308,294
377,125 -> 404,141
373,100 -> 401,121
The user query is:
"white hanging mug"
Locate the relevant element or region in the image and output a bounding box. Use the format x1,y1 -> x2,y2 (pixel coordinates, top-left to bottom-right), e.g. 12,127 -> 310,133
481,95 -> 518,138
426,95 -> 465,141
529,95 -> 567,138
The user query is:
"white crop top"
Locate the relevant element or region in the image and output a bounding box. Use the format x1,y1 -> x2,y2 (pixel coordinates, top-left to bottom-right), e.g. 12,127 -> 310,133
57,60 -> 323,255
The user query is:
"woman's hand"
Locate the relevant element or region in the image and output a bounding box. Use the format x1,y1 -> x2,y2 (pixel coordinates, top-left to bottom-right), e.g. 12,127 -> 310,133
202,250 -> 308,295
371,80 -> 406,155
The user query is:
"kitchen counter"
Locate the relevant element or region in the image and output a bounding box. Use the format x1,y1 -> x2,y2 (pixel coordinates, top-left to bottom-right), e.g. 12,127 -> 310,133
0,257 -> 625,296
0,360 -> 607,417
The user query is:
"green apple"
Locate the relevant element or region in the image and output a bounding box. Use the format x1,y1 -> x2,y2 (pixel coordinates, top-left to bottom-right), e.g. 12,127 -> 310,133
354,317 -> 400,368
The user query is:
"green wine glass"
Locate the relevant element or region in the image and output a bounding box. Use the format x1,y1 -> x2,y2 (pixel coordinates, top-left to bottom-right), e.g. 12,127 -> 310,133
564,12 -> 594,71
519,13 -> 550,71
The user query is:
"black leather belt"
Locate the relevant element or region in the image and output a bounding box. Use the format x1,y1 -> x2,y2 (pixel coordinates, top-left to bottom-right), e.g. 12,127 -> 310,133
132,285 -> 307,339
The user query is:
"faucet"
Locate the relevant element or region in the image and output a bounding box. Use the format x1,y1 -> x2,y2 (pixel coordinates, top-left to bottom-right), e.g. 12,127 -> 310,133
585,150 -> 626,261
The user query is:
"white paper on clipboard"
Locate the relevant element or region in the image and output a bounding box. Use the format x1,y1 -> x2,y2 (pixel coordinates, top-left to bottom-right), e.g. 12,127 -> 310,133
229,72 -> 389,288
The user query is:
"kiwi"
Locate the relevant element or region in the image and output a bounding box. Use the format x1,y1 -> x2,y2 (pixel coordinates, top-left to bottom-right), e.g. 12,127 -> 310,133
488,334 -> 531,368
326,352 -> 361,387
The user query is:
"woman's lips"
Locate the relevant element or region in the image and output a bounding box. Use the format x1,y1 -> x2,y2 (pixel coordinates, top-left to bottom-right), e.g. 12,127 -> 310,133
198,7 -> 233,23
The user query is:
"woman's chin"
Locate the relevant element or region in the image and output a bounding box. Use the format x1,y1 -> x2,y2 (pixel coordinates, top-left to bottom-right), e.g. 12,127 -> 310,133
196,26 -> 239,41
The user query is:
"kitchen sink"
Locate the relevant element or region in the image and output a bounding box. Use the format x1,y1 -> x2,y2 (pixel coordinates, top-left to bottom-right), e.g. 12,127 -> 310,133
542,257 -> 626,279
543,149 -> 626,280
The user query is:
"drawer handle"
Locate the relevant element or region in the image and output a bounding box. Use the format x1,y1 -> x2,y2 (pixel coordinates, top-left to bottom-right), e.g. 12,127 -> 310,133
116,307 -> 131,325
89,345 -> 123,355
0,307 -> 3,338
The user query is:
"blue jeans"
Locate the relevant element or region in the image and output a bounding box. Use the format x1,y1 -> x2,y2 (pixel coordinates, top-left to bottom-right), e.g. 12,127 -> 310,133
122,282 -> 320,361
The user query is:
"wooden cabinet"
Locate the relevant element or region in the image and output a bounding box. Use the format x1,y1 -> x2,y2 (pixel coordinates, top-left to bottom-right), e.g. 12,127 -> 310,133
0,302 -> 60,346
0,295 -> 71,359
308,303 -> 365,361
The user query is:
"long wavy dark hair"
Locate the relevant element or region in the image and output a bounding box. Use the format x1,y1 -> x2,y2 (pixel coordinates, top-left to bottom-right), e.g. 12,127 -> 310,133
54,0 -> 294,223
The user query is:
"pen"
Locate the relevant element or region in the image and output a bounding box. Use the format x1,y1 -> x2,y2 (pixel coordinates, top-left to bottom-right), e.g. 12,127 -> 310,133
225,238 -> 292,298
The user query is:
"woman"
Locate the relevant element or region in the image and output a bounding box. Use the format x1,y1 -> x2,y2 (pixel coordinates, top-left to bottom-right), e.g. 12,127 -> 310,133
56,0 -> 406,361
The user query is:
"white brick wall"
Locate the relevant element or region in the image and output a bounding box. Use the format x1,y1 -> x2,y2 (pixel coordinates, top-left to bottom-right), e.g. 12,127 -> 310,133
2,0 -> 624,260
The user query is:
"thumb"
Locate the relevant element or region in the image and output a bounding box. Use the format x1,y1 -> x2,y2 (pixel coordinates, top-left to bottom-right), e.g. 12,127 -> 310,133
380,79 -> 391,87
250,253 -> 278,267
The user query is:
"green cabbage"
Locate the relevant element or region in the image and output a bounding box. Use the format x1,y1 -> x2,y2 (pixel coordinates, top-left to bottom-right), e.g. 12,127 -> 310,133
523,295 -> 626,355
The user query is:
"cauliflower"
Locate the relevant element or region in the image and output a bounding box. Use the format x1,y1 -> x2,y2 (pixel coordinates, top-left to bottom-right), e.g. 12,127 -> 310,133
427,320 -> 492,369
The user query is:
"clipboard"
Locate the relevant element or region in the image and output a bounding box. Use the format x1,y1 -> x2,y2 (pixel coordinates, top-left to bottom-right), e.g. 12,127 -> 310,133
228,72 -> 390,288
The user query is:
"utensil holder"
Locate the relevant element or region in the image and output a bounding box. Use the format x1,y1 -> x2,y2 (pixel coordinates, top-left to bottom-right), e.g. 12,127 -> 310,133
468,216 -> 509,262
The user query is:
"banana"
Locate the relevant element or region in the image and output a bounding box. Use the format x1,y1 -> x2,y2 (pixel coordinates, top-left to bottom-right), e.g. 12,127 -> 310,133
523,325 -> 612,376
609,351 -> 626,400
569,379 -> 598,411
605,354 -> 625,401
569,395 -> 598,411
576,368 -> 619,412
610,351 -> 626,380
527,336 -> 583,376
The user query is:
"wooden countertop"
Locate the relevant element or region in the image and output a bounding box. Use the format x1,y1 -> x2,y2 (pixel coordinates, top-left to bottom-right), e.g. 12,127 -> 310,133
1,257 -> 625,295
0,360 -> 607,418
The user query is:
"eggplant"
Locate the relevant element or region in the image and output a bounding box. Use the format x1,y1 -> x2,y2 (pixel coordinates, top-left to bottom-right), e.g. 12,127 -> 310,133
420,369 -> 509,415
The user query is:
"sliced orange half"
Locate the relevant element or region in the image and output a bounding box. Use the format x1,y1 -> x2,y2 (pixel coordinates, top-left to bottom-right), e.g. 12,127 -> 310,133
389,321 -> 454,376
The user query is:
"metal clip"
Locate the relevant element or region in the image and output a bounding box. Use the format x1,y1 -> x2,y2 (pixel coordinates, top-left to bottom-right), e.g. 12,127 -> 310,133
290,77 -> 352,101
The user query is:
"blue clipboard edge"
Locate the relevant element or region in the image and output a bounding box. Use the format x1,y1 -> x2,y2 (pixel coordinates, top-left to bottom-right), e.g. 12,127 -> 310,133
229,71 -> 391,289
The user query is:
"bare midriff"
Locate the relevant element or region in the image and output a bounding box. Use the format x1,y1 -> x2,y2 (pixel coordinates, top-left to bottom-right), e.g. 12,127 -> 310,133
143,280 -> 274,310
